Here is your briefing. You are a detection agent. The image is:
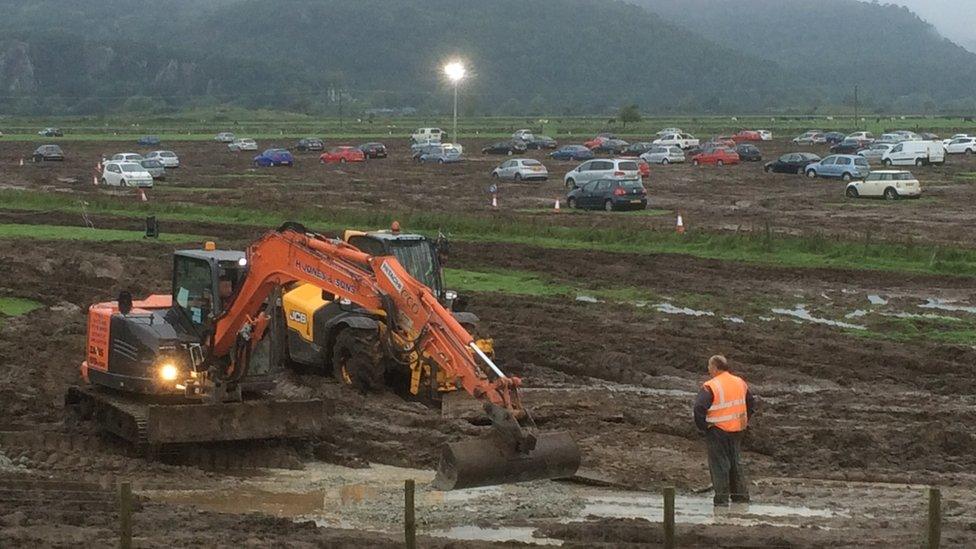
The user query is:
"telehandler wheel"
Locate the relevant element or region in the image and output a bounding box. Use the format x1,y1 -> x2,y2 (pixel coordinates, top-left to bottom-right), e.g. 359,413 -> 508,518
332,328 -> 384,391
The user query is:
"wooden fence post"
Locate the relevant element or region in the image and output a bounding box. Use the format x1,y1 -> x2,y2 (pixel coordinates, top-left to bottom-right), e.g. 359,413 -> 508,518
119,481 -> 132,549
927,486 -> 941,549
663,486 -> 675,549
404,479 -> 416,549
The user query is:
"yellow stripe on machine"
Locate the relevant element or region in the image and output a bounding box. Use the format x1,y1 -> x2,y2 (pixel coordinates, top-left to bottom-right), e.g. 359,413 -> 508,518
282,283 -> 328,342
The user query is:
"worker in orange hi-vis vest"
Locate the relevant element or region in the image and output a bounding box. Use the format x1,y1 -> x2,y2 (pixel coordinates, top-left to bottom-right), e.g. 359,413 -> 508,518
693,354 -> 756,506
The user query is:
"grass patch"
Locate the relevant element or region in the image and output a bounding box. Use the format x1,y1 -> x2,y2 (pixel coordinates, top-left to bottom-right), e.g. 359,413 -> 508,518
0,223 -> 207,243
0,297 -> 43,317
4,189 -> 976,277
850,314 -> 976,344
445,268 -> 571,297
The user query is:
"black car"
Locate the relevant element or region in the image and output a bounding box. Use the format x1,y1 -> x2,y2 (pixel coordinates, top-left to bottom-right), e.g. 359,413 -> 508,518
566,178 -> 647,212
38,127 -> 63,137
359,142 -> 388,158
32,144 -> 64,162
620,142 -> 654,157
296,138 -> 324,152
524,135 -> 557,150
764,152 -> 821,174
594,138 -> 629,154
830,138 -> 864,154
481,140 -> 527,155
823,132 -> 846,145
735,144 -> 762,162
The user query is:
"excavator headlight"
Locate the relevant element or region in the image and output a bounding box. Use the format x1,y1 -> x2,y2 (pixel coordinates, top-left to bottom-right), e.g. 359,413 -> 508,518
159,363 -> 179,382
238,257 -> 247,267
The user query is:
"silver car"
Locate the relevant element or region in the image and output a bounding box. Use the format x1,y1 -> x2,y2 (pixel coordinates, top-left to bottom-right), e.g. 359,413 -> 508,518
112,152 -> 144,162
229,138 -> 257,152
563,158 -> 640,189
140,158 -> 166,180
857,143 -> 894,163
215,132 -> 236,142
491,158 -> 548,181
640,145 -> 685,165
145,150 -> 180,168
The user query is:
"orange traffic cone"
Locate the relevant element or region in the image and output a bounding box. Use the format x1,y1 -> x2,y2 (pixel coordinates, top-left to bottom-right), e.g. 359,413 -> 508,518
676,213 -> 685,234
491,195 -> 498,209
138,189 -> 148,202
554,198 -> 561,212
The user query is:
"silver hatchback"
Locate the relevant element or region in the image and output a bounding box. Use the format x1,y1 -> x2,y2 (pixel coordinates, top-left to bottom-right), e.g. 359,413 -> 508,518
491,158 -> 548,181
640,145 -> 685,165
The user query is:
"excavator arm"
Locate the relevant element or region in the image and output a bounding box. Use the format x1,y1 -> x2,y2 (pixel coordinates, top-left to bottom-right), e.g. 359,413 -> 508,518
209,223 -> 579,489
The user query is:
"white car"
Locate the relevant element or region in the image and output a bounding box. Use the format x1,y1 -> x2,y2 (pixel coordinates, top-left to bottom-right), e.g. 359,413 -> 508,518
846,170 -> 921,200
563,158 -> 640,189
942,134 -> 972,148
215,132 -> 236,143
491,158 -> 548,181
656,127 -> 683,136
758,130 -> 772,141
945,137 -> 976,155
145,150 -> 180,168
847,131 -> 875,142
876,133 -> 903,144
101,161 -> 154,188
411,127 -> 445,143
792,130 -> 824,144
653,133 -> 698,149
640,145 -> 685,165
512,129 -> 535,142
857,143 -> 894,162
229,138 -> 257,152
892,130 -> 921,141
111,152 -> 144,162
882,141 -> 945,166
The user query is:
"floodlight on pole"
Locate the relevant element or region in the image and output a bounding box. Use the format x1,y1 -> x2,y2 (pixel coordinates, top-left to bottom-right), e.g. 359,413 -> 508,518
443,61 -> 466,144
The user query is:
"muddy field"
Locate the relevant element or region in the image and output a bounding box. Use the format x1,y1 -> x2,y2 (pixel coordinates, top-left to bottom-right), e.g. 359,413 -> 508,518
1,135 -> 976,546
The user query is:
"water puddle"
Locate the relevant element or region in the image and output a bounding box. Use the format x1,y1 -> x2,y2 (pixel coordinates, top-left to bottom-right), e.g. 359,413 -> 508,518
845,310 -> 868,319
427,525 -> 561,545
882,312 -> 962,322
575,294 -> 602,303
652,302 -> 714,317
723,315 -> 745,324
919,298 -> 976,315
772,305 -> 866,330
582,493 -> 840,527
867,295 -> 888,305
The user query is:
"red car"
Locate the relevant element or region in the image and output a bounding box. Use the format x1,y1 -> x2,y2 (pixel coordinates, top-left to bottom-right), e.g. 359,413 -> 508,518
733,130 -> 762,142
319,146 -> 365,164
583,136 -> 606,150
692,147 -> 740,166
638,159 -> 650,177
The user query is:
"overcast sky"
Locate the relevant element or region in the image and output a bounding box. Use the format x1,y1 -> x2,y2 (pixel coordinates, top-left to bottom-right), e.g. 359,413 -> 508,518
885,0 -> 976,50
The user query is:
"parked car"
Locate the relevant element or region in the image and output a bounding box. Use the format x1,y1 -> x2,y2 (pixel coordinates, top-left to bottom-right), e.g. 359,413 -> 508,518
563,158 -> 640,189
710,136 -> 737,148
692,147 -> 740,166
877,133 -> 903,144
823,132 -> 846,145
549,145 -> 594,161
418,144 -> 462,164
214,132 -> 236,143
32,144 -> 64,162
637,159 -> 650,178
38,127 -> 63,137
892,130 -> 921,141
100,161 -> 154,188
111,152 -> 144,162
830,138 -> 865,154
491,158 -> 548,181
358,142 -> 387,159
919,132 -> 940,141
566,178 -> 647,211
140,158 -> 166,180
137,135 -> 161,146
252,148 -> 294,167
320,146 -> 365,164
945,137 -> 976,155
229,138 -> 257,152
583,136 -> 607,149
656,127 -> 683,136
482,140 -> 527,155
758,130 -> 773,141
845,170 -> 921,200
792,131 -> 824,145
942,134 -> 971,148
411,127 -> 445,143
592,138 -> 629,154
295,138 -> 324,152
144,150 -> 180,168
735,143 -> 762,162
654,133 -> 699,149
846,131 -> 874,143
621,142 -> 654,157
524,135 -> 557,149
512,129 -> 535,142
882,141 -> 945,166
733,130 -> 762,142
640,145 -> 685,165
857,143 -> 895,162
803,154 -> 870,181
764,152 -> 821,174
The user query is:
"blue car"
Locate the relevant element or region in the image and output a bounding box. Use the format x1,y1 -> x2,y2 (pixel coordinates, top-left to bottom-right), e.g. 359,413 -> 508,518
550,145 -> 594,161
803,154 -> 870,181
253,148 -> 294,167
138,135 -> 161,146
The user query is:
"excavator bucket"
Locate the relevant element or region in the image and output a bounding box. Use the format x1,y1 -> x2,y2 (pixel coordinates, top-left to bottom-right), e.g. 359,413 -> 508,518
432,431 -> 581,490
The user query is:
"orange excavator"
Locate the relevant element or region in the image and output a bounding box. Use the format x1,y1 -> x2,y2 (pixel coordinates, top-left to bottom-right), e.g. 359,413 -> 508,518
66,222 -> 580,489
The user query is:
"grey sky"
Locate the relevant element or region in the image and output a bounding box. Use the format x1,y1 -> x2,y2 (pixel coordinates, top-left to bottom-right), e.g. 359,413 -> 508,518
885,0 -> 976,51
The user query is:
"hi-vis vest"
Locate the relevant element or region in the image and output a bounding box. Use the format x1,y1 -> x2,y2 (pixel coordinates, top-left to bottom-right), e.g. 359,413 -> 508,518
704,371 -> 748,432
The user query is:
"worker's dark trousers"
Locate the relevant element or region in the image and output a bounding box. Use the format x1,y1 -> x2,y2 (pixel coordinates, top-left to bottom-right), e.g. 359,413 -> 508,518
705,428 -> 749,505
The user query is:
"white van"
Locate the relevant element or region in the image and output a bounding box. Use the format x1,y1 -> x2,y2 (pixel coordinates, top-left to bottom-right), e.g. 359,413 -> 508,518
411,127 -> 445,143
881,141 -> 945,167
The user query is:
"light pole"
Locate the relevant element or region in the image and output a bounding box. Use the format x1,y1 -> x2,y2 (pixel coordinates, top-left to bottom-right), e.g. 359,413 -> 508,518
443,61 -> 466,143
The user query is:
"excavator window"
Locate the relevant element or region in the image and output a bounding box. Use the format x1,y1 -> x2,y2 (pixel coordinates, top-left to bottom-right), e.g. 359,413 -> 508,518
348,235 -> 442,297
172,255 -> 217,333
